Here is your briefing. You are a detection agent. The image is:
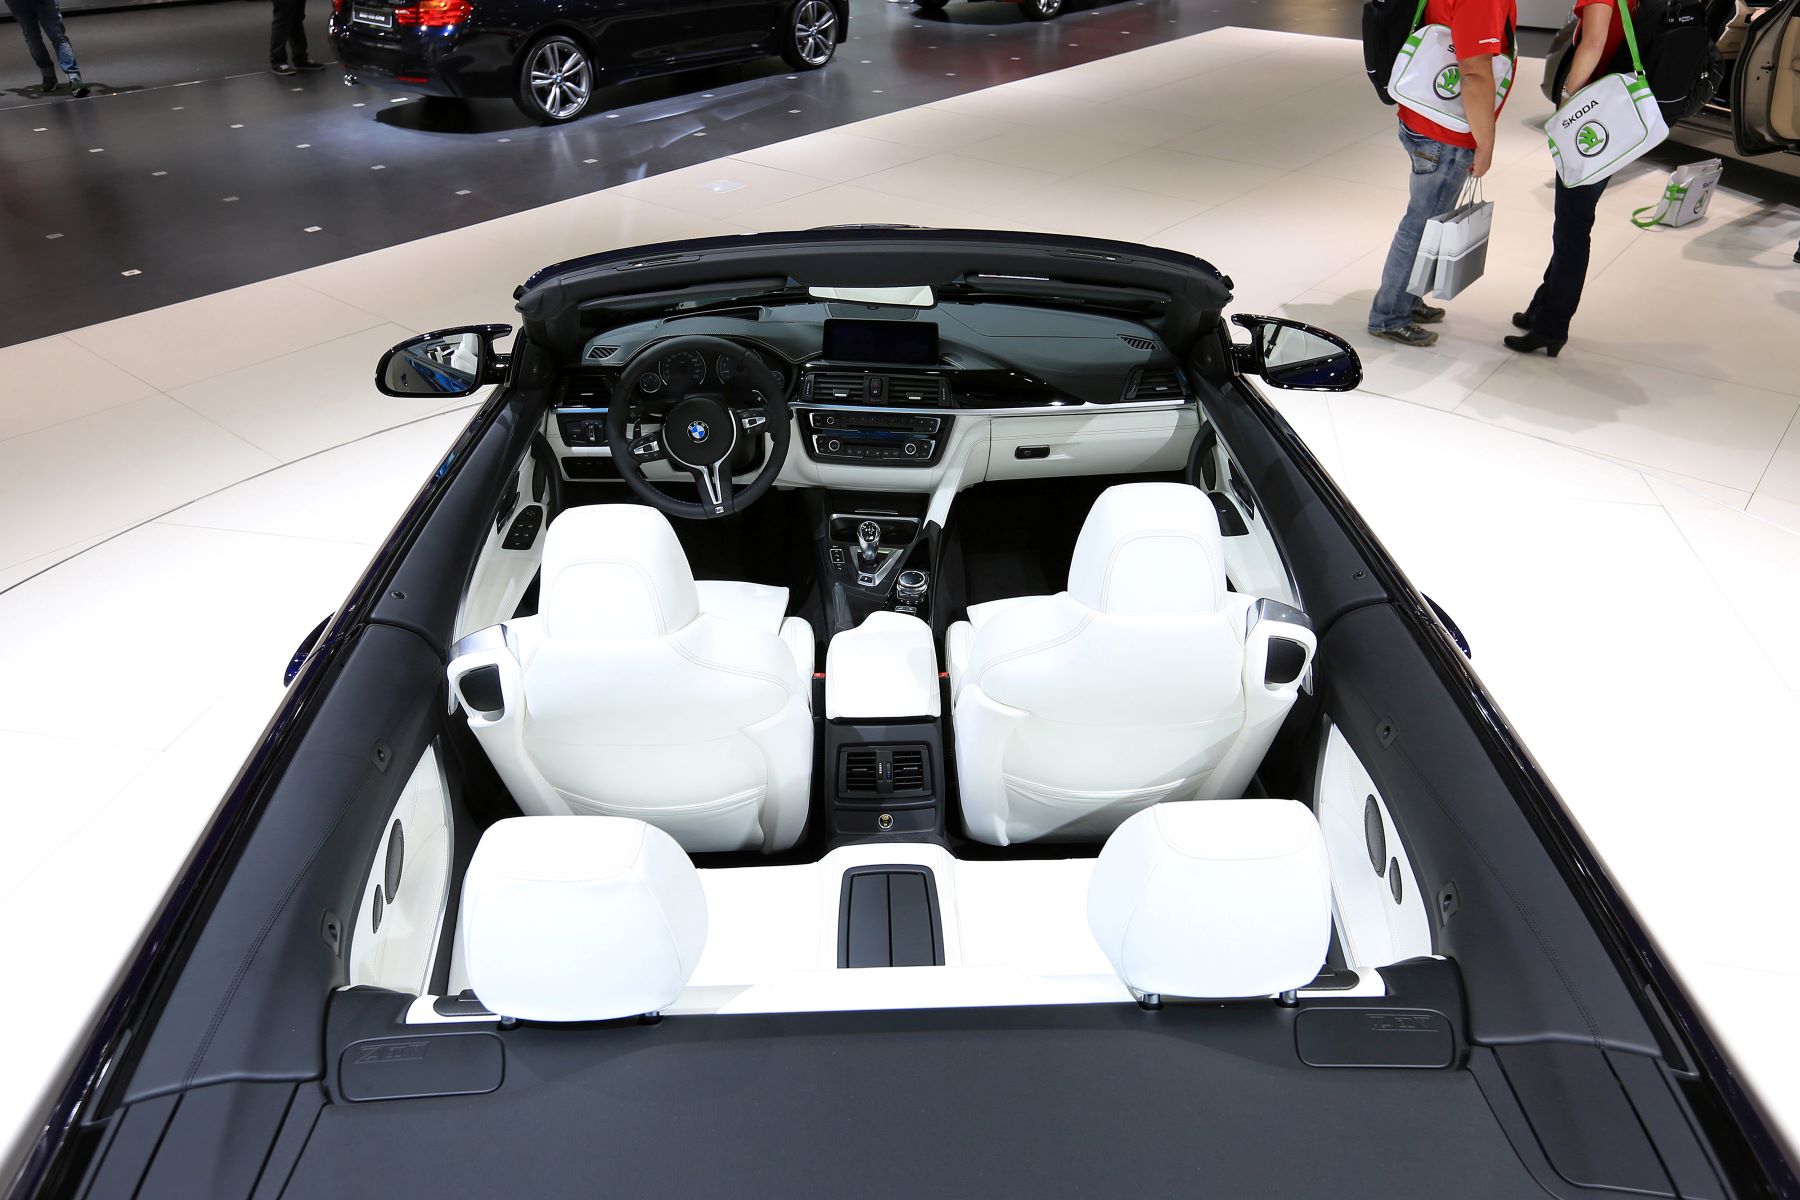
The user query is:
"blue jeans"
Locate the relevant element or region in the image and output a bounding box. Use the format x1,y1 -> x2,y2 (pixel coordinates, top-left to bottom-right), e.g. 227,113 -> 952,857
5,0 -> 78,79
1369,126 -> 1474,333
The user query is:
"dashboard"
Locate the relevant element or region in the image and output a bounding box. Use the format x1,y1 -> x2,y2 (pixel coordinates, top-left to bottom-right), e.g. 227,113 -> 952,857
550,299 -> 1198,489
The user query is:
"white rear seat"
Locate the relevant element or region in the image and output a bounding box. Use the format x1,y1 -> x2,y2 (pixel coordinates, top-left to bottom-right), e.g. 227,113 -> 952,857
461,816 -> 707,1022
1086,799 -> 1332,1000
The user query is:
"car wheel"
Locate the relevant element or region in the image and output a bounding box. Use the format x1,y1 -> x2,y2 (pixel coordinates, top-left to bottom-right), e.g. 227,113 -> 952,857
914,0 -> 949,8
515,34 -> 595,125
1020,0 -> 1063,17
781,0 -> 839,70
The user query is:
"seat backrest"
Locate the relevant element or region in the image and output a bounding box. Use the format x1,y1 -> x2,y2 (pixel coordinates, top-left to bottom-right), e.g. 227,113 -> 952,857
449,505 -> 812,854
1087,800 -> 1332,999
953,484 -> 1314,846
462,816 -> 708,1021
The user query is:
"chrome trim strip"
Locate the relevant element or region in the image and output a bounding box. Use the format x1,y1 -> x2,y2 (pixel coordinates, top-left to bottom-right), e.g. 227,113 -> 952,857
793,398 -> 1188,418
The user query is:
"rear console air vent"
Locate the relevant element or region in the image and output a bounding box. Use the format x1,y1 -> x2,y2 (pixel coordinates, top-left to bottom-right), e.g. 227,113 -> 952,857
809,371 -> 868,403
1118,334 -> 1157,352
837,743 -> 933,800
583,344 -> 621,362
1124,366 -> 1187,401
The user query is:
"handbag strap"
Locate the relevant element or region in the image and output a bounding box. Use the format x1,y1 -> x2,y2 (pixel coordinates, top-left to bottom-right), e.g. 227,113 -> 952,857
1409,0 -> 1429,31
1631,180 -> 1687,228
1614,0 -> 1647,78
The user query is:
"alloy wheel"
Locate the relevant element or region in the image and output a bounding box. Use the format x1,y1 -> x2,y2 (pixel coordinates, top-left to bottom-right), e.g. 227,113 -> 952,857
793,0 -> 838,66
1022,0 -> 1063,16
527,37 -> 593,122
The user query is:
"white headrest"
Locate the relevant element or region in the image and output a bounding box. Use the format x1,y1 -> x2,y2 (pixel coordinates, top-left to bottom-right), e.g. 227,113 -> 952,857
1067,484 -> 1227,615
540,505 -> 699,640
461,816 -> 708,1022
1087,800 -> 1331,999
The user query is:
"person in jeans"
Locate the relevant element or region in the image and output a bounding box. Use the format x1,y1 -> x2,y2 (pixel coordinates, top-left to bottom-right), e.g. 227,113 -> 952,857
1368,0 -> 1517,347
5,0 -> 86,97
1506,0 -> 1636,356
270,0 -> 326,76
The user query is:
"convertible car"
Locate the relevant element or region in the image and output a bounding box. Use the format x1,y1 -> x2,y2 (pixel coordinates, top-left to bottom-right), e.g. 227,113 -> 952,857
10,229 -> 1794,1198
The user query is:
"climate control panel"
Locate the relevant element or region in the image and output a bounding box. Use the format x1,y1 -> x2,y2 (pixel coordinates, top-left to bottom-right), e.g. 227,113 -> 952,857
801,410 -> 949,467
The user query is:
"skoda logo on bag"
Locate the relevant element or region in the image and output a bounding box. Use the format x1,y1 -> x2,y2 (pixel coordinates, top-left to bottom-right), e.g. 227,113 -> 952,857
1575,121 -> 1609,157
1433,64 -> 1462,100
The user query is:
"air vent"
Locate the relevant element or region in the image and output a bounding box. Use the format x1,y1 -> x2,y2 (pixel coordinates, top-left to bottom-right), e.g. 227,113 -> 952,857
837,744 -> 933,799
810,371 -> 867,403
1119,334 -> 1157,352
881,374 -> 947,407
842,748 -> 881,794
892,748 -> 927,791
584,344 -> 620,361
1125,366 -> 1185,400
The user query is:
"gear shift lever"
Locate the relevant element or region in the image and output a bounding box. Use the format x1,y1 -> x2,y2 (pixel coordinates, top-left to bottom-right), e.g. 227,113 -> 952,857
856,520 -> 882,570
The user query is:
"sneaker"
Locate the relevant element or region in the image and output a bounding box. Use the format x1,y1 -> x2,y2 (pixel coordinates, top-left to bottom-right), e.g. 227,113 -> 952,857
1411,302 -> 1446,324
293,59 -> 328,71
68,75 -> 90,98
272,62 -> 298,76
1370,323 -> 1438,348
40,76 -> 58,93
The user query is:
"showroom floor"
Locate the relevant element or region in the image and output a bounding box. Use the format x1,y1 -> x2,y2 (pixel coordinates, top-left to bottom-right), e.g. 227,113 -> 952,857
3,12 -> 1800,1173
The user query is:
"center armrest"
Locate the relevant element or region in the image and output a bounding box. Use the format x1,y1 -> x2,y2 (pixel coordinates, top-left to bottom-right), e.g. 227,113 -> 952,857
825,612 -> 940,721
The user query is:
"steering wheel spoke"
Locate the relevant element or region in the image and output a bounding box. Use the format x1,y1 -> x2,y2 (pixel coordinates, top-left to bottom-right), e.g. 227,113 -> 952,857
629,429 -> 666,464
688,461 -> 734,517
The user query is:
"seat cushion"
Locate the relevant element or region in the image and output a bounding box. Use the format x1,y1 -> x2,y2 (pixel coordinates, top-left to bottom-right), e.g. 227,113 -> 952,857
695,579 -> 791,635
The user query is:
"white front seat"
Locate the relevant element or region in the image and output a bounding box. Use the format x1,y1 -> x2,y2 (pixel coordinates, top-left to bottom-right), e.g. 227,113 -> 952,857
945,483 -> 1315,847
448,504 -> 814,854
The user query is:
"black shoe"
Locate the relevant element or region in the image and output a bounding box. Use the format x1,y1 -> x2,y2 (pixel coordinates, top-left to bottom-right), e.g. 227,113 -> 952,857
271,61 -> 298,76
1411,302 -> 1446,324
40,76 -> 57,93
1503,332 -> 1565,358
68,75 -> 89,98
293,59 -> 328,71
1370,323 -> 1438,348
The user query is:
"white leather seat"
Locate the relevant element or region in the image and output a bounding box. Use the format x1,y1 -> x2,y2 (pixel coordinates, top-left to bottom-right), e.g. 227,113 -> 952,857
946,483 -> 1315,846
448,504 -> 814,854
462,816 -> 708,1021
1087,800 -> 1331,999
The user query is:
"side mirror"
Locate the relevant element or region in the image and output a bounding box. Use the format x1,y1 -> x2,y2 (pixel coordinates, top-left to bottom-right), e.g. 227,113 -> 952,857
1230,314 -> 1363,393
375,324 -> 512,398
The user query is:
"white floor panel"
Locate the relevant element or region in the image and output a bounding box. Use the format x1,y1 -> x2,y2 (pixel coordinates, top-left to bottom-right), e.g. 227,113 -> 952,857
2,22 -> 1799,1169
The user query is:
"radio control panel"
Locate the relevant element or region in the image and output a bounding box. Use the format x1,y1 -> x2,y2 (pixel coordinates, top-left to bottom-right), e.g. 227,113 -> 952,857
801,410 -> 949,467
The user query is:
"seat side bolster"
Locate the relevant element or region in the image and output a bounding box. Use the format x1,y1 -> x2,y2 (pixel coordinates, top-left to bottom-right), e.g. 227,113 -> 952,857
447,631 -> 562,817
1204,605 -> 1317,800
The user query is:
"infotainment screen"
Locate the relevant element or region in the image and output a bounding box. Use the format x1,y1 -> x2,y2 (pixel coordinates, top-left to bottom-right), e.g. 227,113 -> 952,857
823,319 -> 939,365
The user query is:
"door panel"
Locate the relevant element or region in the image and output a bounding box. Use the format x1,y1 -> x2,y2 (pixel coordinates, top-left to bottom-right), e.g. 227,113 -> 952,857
663,0 -> 784,64
1732,0 -> 1800,152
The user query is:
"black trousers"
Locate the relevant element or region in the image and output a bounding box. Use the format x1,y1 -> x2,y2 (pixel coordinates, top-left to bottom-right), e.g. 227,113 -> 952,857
270,0 -> 308,66
1523,176 -> 1610,342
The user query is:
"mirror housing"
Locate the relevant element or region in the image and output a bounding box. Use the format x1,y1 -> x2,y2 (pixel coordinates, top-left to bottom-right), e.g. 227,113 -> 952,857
1230,314 -> 1363,393
375,324 -> 512,398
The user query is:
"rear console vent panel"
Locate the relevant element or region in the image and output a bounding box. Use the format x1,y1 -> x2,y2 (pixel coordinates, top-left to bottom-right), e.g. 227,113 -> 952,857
836,743 -> 934,801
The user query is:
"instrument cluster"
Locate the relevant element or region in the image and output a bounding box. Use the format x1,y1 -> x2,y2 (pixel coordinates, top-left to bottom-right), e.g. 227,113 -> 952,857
633,344 -> 787,396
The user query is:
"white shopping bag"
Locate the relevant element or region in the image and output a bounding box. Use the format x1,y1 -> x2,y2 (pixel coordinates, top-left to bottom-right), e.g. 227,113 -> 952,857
1407,210 -> 1446,295
1631,157 -> 1723,228
1547,0 -> 1668,186
1390,23 -> 1515,134
1432,185 -> 1494,299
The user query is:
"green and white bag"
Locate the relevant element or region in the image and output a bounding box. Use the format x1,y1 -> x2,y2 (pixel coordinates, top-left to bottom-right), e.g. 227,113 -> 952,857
1389,1 -> 1515,134
1547,0 -> 1668,186
1630,157 -> 1722,227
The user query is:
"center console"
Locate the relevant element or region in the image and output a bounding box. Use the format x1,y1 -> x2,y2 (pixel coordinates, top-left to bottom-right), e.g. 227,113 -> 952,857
814,493 -> 936,636
821,612 -> 946,843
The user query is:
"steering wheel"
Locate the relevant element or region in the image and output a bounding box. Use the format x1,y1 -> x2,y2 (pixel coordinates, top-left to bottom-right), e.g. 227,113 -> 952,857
607,335 -> 793,520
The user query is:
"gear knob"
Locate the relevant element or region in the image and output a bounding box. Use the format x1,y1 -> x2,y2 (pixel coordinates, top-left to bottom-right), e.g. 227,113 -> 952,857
857,520 -> 882,567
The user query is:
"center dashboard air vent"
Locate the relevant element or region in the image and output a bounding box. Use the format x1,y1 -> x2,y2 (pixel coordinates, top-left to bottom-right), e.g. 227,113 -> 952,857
881,374 -> 947,407
809,371 -> 868,403
1124,366 -> 1187,401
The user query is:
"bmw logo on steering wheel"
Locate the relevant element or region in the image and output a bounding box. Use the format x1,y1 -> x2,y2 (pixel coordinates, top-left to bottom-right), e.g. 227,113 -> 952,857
687,419 -> 709,443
